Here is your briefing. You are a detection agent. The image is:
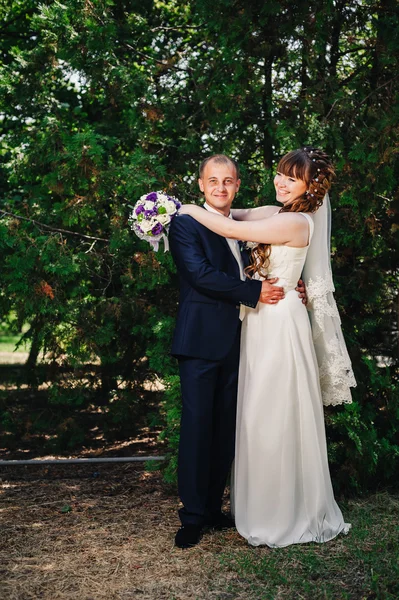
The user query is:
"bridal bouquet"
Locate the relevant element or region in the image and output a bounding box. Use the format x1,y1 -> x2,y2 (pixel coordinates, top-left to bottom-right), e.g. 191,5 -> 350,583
128,191 -> 181,251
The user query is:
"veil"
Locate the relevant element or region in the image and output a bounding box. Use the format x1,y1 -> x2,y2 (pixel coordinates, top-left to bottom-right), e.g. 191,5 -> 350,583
303,193 -> 356,406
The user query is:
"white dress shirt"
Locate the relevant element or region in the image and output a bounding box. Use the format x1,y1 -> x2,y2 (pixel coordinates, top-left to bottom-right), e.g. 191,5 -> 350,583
204,202 -> 246,320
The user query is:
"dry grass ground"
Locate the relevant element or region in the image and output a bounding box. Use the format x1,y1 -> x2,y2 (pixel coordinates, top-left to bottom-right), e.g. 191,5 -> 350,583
0,463 -> 242,600
0,351 -> 30,364
0,463 -> 398,600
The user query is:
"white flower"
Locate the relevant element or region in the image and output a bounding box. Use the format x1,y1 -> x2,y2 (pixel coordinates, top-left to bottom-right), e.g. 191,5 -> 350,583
139,217 -> 157,233
162,200 -> 178,214
144,200 -> 156,210
157,213 -> 171,225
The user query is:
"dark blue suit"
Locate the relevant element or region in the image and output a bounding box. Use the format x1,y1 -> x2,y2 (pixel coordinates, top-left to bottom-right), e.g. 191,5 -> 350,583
169,213 -> 262,526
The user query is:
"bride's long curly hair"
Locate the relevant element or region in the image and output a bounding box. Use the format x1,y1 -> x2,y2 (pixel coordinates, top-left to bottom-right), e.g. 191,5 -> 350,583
246,147 -> 335,279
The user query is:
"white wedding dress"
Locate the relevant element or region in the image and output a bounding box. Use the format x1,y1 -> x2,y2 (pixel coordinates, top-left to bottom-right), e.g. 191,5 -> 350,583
233,213 -> 350,548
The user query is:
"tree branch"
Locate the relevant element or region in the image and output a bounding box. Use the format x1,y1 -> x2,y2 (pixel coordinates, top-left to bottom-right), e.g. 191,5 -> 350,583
337,45 -> 371,58
358,74 -> 399,105
338,60 -> 374,89
149,25 -> 203,32
0,210 -> 109,242
92,9 -> 194,74
0,8 -> 35,31
123,43 -> 193,73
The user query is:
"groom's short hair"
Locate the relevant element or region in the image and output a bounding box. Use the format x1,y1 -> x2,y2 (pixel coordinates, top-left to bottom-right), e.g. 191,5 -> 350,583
199,154 -> 240,179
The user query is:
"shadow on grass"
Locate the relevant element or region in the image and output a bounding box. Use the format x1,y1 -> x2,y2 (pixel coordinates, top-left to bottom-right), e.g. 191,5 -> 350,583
0,381 -> 165,461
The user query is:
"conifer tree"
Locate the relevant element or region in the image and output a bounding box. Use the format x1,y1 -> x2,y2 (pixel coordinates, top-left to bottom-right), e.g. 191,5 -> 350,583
0,0 -> 397,489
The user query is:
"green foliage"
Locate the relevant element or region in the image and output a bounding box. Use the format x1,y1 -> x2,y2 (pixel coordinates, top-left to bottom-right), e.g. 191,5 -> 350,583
327,359 -> 399,493
157,375 -> 181,484
0,0 -> 398,491
218,494 -> 399,599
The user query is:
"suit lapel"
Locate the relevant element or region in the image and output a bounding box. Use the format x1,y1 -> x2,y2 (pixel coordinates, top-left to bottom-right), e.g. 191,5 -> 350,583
213,232 -> 242,278
200,206 -> 244,278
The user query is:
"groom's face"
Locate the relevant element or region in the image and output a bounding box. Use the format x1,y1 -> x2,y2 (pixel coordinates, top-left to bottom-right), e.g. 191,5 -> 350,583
198,160 -> 241,216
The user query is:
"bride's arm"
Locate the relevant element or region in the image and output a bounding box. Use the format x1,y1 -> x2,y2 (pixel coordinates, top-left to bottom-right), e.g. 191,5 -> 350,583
179,205 -> 306,245
231,206 -> 279,221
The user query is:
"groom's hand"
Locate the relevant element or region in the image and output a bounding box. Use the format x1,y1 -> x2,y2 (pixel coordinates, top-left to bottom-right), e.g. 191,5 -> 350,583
259,278 -> 285,304
296,279 -> 307,305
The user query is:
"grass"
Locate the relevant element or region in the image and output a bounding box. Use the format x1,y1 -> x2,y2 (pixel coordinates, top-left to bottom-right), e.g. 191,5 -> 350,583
0,463 -> 398,600
218,494 -> 399,599
0,334 -> 29,353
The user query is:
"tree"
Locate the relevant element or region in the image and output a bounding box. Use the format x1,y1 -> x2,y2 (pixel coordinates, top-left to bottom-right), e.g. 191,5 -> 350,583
0,0 -> 397,491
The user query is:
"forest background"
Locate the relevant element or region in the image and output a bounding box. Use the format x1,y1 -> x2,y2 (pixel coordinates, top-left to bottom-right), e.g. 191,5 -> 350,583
0,0 -> 398,494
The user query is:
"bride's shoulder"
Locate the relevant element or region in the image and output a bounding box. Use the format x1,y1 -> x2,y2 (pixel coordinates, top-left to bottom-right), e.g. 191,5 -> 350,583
262,205 -> 280,217
273,211 -> 309,224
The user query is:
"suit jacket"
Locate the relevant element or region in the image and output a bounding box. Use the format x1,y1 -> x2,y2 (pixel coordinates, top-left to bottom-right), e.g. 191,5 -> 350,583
169,214 -> 262,361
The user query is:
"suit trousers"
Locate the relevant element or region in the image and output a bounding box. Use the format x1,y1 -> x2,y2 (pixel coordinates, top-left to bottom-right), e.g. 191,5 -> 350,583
177,325 -> 241,526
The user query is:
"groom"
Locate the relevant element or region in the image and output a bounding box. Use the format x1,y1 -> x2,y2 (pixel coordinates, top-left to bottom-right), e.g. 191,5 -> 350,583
168,154 -> 291,549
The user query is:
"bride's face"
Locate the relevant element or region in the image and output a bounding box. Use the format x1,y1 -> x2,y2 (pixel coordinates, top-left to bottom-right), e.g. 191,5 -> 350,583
274,172 -> 307,206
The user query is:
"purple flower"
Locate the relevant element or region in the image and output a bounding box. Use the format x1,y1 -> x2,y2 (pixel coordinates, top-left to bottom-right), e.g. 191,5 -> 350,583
146,192 -> 158,202
152,222 -> 163,236
144,207 -> 158,218
135,205 -> 145,216
170,197 -> 181,208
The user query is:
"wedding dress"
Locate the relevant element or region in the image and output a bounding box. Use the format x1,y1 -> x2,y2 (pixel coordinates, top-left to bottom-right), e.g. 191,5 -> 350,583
233,212 -> 350,548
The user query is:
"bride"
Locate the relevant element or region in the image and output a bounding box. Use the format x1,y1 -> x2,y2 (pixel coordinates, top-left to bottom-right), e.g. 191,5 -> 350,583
179,147 -> 356,548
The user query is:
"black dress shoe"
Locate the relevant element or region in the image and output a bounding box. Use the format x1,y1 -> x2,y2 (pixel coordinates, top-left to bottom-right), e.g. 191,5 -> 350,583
205,512 -> 235,531
175,524 -> 203,549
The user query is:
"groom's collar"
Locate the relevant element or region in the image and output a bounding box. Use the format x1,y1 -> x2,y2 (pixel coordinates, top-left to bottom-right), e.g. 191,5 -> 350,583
204,202 -> 232,219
